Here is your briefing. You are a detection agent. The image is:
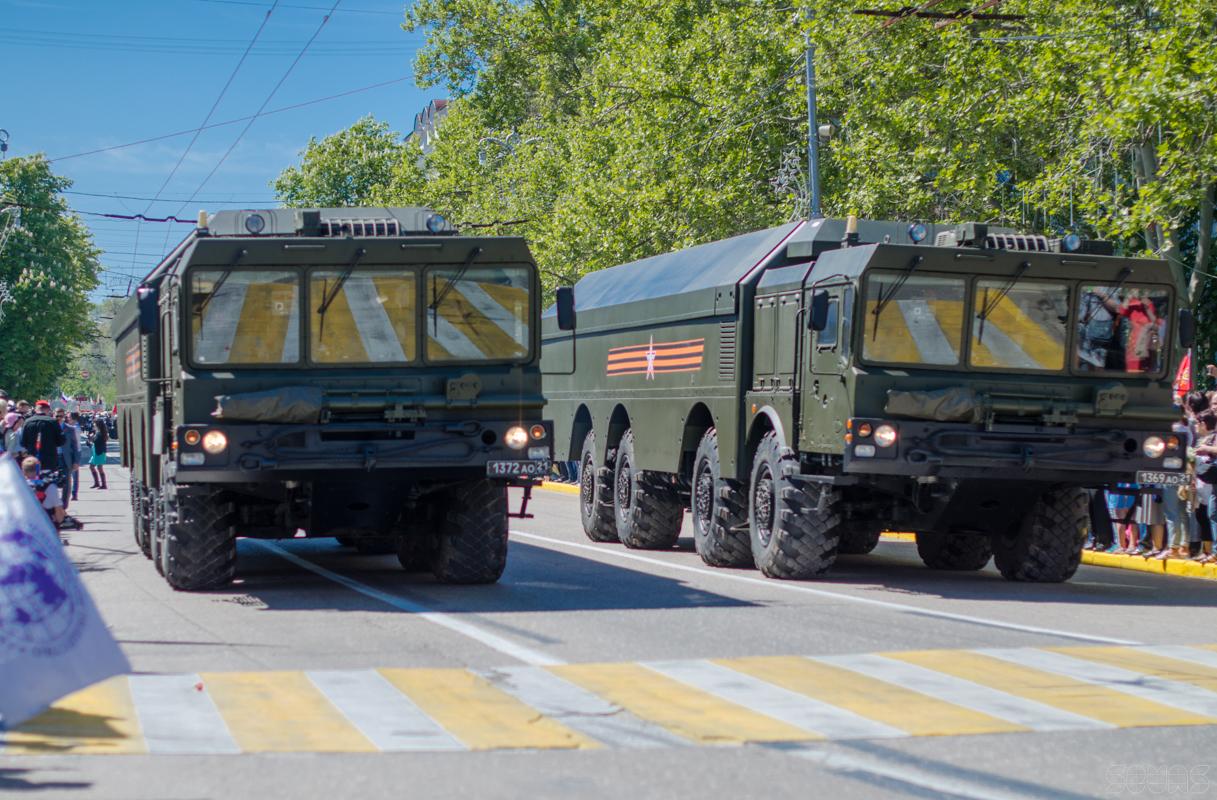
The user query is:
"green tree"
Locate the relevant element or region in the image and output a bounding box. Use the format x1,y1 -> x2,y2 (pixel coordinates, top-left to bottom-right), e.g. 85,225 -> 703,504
272,116 -> 426,207
59,297 -> 121,406
0,156 -> 101,399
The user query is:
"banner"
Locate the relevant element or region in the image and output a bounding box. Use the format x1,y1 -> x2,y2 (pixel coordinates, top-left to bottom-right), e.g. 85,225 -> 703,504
1174,349 -> 1192,404
0,456 -> 129,728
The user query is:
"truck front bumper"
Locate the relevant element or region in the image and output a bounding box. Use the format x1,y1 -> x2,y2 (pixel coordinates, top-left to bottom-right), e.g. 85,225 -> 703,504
167,418 -> 553,483
843,418 -> 1184,484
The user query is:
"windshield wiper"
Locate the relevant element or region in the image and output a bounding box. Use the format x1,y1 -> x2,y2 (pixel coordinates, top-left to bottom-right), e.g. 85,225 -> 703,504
195,248 -> 246,318
315,247 -> 366,341
1080,265 -> 1134,327
429,246 -> 484,334
870,255 -> 923,339
975,260 -> 1031,343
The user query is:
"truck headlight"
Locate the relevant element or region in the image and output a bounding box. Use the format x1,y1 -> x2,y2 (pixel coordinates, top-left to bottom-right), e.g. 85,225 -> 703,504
873,424 -> 898,448
1142,436 -> 1166,459
504,426 -> 528,449
202,430 -> 228,454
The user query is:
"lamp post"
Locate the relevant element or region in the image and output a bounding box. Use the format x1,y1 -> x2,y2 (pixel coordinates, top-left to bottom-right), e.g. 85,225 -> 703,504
477,132 -> 542,167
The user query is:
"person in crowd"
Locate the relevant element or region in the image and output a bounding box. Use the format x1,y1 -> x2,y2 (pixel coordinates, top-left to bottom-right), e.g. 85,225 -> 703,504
1137,485 -> 1166,556
1108,483 -> 1139,554
22,455 -> 65,526
88,417 -> 109,489
59,410 -> 83,503
1,411 -> 21,456
1085,489 -> 1115,551
1159,414 -> 1195,559
16,399 -> 31,418
1192,411 -> 1217,562
0,389 -> 8,409
21,400 -> 64,473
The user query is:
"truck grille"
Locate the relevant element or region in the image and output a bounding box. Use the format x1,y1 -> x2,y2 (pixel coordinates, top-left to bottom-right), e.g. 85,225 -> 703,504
719,322 -> 736,381
319,219 -> 400,237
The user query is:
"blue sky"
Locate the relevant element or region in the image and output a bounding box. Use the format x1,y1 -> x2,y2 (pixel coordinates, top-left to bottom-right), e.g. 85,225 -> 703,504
1,0 -> 439,299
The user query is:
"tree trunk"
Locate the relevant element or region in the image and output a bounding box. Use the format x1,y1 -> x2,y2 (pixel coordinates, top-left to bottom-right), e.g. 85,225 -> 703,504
1191,183 -> 1216,305
1135,140 -> 1164,253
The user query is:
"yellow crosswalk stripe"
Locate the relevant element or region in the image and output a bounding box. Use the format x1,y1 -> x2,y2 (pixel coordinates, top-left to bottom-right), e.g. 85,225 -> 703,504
887,650 -> 1214,728
200,671 -> 375,753
309,276 -> 368,362
379,668 -> 596,750
551,662 -> 817,744
1052,647 -> 1217,696
4,676 -> 146,755
718,656 -> 1025,737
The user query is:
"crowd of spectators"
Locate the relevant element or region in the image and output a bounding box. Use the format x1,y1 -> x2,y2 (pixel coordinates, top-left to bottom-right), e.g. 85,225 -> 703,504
1087,387 -> 1217,562
0,388 -> 116,531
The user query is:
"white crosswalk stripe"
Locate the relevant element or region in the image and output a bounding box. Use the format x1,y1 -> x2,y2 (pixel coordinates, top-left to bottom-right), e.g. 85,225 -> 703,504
128,674 -> 240,754
307,670 -> 465,752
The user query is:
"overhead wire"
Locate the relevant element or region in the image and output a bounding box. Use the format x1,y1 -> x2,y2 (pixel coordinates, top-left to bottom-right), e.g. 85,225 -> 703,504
186,0 -> 400,16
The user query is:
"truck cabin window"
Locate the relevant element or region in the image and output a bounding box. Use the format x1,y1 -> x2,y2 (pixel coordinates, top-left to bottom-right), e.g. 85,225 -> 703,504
190,270 -> 300,364
970,280 -> 1068,371
310,270 -> 416,363
816,298 -> 839,348
863,274 -> 965,366
425,266 -> 531,362
1076,284 -> 1169,375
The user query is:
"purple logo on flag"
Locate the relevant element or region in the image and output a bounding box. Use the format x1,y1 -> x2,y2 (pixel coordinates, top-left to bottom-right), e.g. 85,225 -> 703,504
0,527 -> 85,659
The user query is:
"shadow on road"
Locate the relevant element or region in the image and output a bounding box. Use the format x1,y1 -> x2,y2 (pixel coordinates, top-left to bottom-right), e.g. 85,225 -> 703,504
0,768 -> 91,793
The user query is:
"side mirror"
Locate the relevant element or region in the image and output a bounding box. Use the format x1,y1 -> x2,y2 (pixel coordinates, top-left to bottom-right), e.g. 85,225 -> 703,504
1179,307 -> 1195,348
556,286 -> 576,331
137,286 -> 159,336
809,290 -> 829,332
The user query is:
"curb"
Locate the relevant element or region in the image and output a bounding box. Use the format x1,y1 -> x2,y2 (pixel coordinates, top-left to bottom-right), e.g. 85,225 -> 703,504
1081,549 -> 1217,582
538,481 -> 581,496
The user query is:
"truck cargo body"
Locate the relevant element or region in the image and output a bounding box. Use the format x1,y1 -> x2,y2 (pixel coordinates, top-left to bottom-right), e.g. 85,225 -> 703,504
543,218 -> 1188,582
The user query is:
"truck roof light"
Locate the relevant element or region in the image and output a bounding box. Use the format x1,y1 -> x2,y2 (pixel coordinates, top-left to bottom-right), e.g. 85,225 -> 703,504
1061,232 -> 1081,252
244,213 -> 266,234
908,223 -> 928,244
426,214 -> 447,234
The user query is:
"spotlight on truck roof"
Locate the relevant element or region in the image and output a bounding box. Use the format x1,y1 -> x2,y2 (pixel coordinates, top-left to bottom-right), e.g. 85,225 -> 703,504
1061,232 -> 1081,252
426,214 -> 447,234
907,223 -> 928,244
244,213 -> 266,235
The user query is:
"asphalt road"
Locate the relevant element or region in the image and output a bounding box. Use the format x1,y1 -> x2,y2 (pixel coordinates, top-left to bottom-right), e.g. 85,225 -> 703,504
5,465 -> 1217,800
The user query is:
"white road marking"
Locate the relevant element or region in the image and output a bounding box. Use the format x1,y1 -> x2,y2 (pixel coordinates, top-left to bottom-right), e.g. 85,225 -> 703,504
812,654 -> 1112,732
251,540 -> 563,667
127,674 -> 240,754
307,669 -> 465,752
452,281 -> 528,347
896,298 -> 958,364
344,276 -> 408,362
646,659 -> 905,740
972,316 -> 1038,369
426,308 -> 484,358
478,665 -> 684,749
778,744 -> 1047,800
1139,644 -> 1217,671
510,531 -> 1137,646
980,648 -> 1217,716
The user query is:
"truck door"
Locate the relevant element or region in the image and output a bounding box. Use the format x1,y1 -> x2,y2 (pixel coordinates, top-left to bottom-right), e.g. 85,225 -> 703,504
800,285 -> 853,453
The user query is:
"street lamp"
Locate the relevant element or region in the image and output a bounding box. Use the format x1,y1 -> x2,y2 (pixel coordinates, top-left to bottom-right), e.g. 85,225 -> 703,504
477,132 -> 542,167
0,129 -> 9,159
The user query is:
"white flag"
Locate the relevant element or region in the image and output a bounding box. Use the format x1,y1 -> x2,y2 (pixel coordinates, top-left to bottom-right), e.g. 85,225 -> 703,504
0,456 -> 130,728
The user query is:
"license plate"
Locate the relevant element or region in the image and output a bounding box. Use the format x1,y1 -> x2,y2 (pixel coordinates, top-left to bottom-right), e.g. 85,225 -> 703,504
487,460 -> 550,478
1137,470 -> 1190,486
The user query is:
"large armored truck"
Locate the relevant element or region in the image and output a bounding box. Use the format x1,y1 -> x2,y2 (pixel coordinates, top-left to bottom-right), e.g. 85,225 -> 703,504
542,217 -> 1189,582
115,207 -> 564,590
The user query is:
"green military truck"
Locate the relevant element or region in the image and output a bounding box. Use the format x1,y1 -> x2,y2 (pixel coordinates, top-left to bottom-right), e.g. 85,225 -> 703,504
542,217 -> 1190,582
115,207 -> 565,590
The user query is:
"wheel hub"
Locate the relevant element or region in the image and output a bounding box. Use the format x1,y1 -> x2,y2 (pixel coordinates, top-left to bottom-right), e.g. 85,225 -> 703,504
580,456 -> 595,515
754,467 -> 774,547
616,457 -> 633,511
694,464 -> 714,531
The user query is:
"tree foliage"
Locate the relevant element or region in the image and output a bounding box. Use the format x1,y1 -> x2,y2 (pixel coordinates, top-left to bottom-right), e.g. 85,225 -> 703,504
273,0 -> 1217,350
0,156 -> 101,399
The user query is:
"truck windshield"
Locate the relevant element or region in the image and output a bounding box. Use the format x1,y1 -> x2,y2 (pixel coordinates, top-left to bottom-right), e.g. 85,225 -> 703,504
863,274 -> 965,366
425,266 -> 531,361
970,280 -> 1068,371
1076,284 -> 1170,375
191,270 -> 300,364
310,270 -> 416,363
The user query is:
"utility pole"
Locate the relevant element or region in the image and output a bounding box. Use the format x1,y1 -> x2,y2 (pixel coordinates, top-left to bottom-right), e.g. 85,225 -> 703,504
804,8 -> 823,219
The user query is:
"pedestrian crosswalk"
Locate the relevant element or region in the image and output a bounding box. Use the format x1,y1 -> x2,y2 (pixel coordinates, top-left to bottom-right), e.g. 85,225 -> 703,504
6,644 -> 1217,755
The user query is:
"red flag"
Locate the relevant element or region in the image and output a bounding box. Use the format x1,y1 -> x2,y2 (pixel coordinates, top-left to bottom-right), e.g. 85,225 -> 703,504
1174,349 -> 1192,403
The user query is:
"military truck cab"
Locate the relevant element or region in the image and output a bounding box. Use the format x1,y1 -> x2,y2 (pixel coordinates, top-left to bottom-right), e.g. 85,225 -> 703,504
116,208 -> 556,591
543,217 -> 1187,582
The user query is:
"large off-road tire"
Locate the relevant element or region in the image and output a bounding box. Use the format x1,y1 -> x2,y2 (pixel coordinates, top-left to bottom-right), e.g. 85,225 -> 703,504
163,492 -> 237,591
838,524 -> 882,555
993,486 -> 1088,583
578,431 -> 617,542
149,487 -> 166,575
132,481 -> 152,559
431,480 -> 508,584
691,428 -> 751,567
916,531 -> 992,570
748,430 -> 840,578
613,429 -> 683,550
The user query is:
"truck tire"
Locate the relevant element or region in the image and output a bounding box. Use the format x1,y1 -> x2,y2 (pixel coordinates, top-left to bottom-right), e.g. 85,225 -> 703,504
149,487 -> 166,575
839,524 -> 882,555
915,531 -> 992,570
355,537 -> 396,555
994,486 -> 1088,583
691,428 -> 751,566
748,430 -> 840,578
163,493 -> 237,591
132,481 -> 152,559
579,431 -> 617,542
613,429 -> 683,550
431,480 -> 508,584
